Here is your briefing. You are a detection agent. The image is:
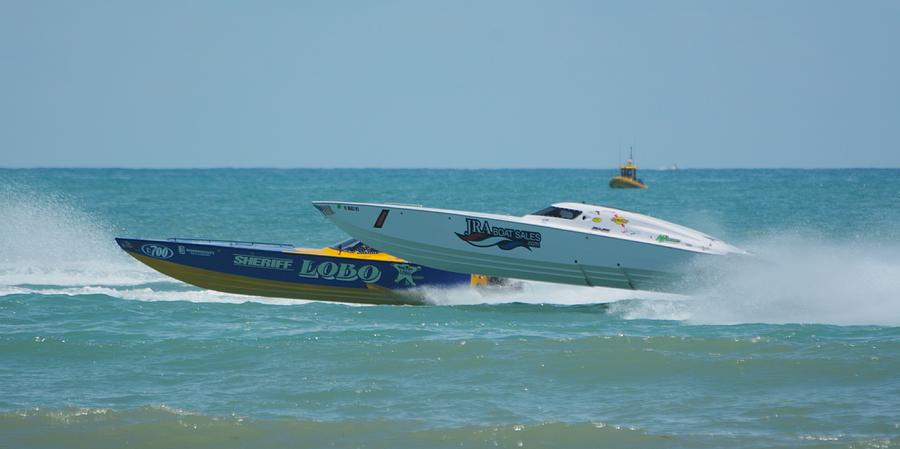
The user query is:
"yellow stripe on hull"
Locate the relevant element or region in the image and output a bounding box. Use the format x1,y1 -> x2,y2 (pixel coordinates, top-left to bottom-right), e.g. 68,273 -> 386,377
131,253 -> 425,305
286,247 -> 406,262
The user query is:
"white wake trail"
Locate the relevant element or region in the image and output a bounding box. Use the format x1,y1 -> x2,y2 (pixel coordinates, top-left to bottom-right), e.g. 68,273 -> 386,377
612,235 -> 900,326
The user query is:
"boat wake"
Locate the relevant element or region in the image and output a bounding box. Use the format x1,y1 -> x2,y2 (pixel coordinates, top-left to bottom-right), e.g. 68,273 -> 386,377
366,234 -> 900,326
609,235 -> 900,326
0,284 -> 314,306
418,282 -> 679,307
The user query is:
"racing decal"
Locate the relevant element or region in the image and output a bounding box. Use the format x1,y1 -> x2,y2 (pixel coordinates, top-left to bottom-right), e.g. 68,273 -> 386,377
234,255 -> 293,270
611,214 -> 629,228
314,204 -> 334,216
655,234 -> 681,243
591,217 -> 603,223
455,218 -> 542,251
186,248 -> 215,257
181,245 -> 215,257
373,209 -> 390,228
392,264 -> 423,286
141,244 -> 174,260
298,260 -> 382,283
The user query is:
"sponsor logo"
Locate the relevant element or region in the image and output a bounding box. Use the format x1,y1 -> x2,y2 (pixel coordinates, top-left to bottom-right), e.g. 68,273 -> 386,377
298,260 -> 382,283
611,214 -> 629,227
592,226 -> 611,233
185,248 -> 215,257
392,264 -> 423,286
456,218 -> 542,251
591,217 -> 602,223
141,244 -> 174,260
233,255 -> 293,270
655,234 -> 681,243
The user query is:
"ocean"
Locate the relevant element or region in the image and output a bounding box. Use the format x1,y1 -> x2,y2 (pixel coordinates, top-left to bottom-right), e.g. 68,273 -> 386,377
1,168 -> 898,448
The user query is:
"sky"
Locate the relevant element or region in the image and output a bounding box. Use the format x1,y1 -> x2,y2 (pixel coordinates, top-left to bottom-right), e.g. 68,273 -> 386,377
1,1 -> 898,169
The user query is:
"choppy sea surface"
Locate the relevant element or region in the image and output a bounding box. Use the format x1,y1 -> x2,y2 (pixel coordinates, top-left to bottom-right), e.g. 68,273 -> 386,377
1,168 -> 899,449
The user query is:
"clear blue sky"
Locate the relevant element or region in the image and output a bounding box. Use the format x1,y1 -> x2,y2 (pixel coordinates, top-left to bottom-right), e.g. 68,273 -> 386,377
1,1 -> 898,168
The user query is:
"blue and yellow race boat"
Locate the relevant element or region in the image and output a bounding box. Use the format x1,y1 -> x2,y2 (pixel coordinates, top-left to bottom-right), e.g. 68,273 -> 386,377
116,237 -> 491,305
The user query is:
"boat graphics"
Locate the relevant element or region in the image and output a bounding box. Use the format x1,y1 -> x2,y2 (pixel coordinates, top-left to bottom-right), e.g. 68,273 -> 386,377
456,218 -> 542,251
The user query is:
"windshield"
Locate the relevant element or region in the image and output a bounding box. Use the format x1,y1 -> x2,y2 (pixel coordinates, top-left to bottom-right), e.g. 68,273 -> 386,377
330,239 -> 380,254
531,206 -> 582,220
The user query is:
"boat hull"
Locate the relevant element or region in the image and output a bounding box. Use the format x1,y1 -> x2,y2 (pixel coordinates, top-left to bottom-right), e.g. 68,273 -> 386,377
609,176 -> 647,188
115,238 -> 475,305
312,202 -> 715,291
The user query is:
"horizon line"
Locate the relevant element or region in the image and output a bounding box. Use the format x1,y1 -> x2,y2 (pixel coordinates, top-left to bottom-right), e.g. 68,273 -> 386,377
1,166 -> 899,170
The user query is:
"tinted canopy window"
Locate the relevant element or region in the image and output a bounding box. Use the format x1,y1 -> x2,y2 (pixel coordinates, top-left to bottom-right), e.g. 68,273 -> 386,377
531,206 -> 582,220
331,239 -> 380,254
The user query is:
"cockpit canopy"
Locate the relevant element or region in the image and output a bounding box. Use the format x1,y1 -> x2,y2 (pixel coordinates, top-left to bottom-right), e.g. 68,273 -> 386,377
530,206 -> 582,220
330,238 -> 380,254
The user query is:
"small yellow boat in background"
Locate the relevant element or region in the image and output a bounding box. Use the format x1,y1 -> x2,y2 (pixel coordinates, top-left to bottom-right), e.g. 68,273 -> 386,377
609,147 -> 647,189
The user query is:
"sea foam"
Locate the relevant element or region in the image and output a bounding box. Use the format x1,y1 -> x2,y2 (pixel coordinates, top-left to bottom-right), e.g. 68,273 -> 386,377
612,234 -> 900,326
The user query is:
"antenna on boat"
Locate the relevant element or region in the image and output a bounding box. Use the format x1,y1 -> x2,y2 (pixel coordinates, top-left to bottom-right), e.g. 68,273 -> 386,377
632,136 -> 637,162
617,137 -> 622,167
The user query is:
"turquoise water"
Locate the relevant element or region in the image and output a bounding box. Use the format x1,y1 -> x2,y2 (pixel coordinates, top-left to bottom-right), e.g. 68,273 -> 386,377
1,168 -> 899,448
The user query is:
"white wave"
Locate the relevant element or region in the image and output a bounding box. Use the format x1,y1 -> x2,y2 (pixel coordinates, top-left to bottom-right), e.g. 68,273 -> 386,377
611,235 -> 900,326
422,234 -> 900,326
1,284 -> 314,306
0,264 -> 165,287
419,280 -> 681,306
